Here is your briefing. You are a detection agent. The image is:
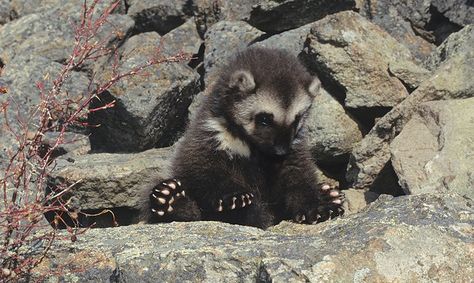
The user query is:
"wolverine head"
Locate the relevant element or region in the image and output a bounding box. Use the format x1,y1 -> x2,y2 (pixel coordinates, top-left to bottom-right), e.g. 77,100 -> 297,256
207,48 -> 321,157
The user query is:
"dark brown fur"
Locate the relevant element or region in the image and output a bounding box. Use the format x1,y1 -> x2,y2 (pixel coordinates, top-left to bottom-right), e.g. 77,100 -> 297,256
141,48 -> 343,228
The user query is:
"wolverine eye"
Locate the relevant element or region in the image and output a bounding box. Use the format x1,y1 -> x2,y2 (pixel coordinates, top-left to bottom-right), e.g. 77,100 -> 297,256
255,113 -> 274,126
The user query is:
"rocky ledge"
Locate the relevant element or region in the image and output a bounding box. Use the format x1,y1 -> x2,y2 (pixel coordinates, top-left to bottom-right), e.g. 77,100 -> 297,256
36,193 -> 473,282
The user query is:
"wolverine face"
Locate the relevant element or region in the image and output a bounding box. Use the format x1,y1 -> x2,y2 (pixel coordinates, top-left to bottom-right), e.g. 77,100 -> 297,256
229,70 -> 320,156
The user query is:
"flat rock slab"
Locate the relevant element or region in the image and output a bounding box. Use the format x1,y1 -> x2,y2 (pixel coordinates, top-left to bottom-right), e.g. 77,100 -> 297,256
304,11 -> 428,109
48,147 -> 173,211
36,193 -> 473,282
391,98 -> 474,198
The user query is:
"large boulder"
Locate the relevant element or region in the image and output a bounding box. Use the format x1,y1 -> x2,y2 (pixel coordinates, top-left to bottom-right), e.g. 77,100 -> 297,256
390,98 -> 474,198
161,17 -> 202,58
0,55 -> 90,164
0,5 -> 134,64
305,88 -> 363,163
0,0 -> 12,24
358,0 -> 473,60
303,11 -> 428,109
89,32 -> 200,152
35,193 -> 473,282
127,0 -> 192,35
203,20 -> 264,85
251,23 -> 312,56
347,46 -> 474,189
247,0 -> 356,33
424,25 -> 474,70
9,0 -> 126,17
48,147 -> 173,226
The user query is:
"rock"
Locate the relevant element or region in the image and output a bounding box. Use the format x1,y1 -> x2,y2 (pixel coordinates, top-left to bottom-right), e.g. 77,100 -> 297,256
0,0 -> 13,24
252,23 -> 312,55
48,147 -> 173,225
89,32 -> 200,152
203,21 -> 264,85
304,11 -> 430,109
425,25 -> 474,70
161,17 -> 202,57
357,0 -> 435,61
388,60 -> 431,91
0,6 -> 134,64
305,88 -> 363,163
358,0 -> 472,59
431,0 -> 474,27
127,0 -> 193,35
391,98 -> 474,198
247,0 -> 356,33
0,55 -> 90,152
10,0 -> 126,18
35,193 -> 473,281
341,188 -> 379,215
347,49 -> 474,189
0,55 -> 90,107
41,132 -> 91,160
193,0 -> 261,36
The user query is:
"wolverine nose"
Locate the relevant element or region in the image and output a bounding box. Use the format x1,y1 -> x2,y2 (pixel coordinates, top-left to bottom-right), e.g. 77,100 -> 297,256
274,145 -> 289,156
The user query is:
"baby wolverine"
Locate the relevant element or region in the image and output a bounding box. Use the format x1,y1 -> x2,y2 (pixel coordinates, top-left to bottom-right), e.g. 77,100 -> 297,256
141,48 -> 344,229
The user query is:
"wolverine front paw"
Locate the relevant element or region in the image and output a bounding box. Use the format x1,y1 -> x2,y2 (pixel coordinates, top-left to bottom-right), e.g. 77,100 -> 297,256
316,184 -> 345,221
150,179 -> 185,217
214,192 -> 254,212
292,184 -> 345,224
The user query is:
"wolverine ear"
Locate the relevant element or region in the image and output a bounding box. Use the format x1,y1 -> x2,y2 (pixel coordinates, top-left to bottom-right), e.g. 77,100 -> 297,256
308,77 -> 321,97
229,70 -> 256,93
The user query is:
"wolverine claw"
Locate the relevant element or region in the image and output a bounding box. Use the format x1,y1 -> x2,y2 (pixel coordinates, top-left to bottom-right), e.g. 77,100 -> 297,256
150,179 -> 186,217
214,192 -> 255,212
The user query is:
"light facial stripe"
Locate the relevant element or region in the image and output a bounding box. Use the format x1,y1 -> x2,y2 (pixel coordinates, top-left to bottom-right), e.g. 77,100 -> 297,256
285,92 -> 312,125
234,92 -> 286,125
205,118 -> 251,158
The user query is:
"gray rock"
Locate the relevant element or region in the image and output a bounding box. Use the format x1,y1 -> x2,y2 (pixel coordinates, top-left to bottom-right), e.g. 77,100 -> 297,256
0,6 -> 134,64
36,193 -> 473,282
0,55 -> 90,152
48,147 -> 172,212
192,0 -> 261,36
304,11 -> 428,109
204,21 -> 264,85
305,88 -> 363,163
358,0 -> 473,60
127,0 -> 192,35
341,188 -> 380,215
252,23 -> 312,55
90,32 -> 200,152
42,132 -> 91,160
0,55 -> 90,107
431,0 -> 474,27
425,25 -> 474,70
248,0 -> 356,33
0,0 -> 13,25
161,17 -> 202,57
391,98 -> 474,198
10,0 -> 126,17
357,0 -> 435,61
388,60 -> 431,91
347,49 -> 474,189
